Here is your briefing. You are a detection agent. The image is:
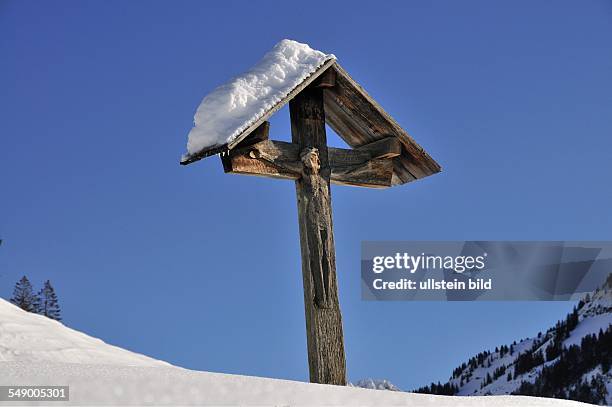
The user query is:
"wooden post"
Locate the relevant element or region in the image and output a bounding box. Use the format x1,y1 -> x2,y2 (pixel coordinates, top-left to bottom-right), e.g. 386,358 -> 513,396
290,86 -> 347,385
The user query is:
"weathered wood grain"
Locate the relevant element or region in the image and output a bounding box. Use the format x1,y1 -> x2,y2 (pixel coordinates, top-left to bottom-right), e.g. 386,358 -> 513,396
221,139 -> 394,188
356,136 -> 401,159
323,64 -> 441,184
234,121 -> 270,147
220,138 -> 301,179
290,87 -> 347,386
313,67 -> 336,88
331,158 -> 392,188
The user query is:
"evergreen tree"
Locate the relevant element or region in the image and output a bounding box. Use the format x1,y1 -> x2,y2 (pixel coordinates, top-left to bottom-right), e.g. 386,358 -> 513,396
10,276 -> 37,312
589,375 -> 608,403
37,280 -> 61,321
513,326 -> 612,404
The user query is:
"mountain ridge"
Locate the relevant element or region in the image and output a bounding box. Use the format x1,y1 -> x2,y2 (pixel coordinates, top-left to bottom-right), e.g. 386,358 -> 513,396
413,274 -> 612,405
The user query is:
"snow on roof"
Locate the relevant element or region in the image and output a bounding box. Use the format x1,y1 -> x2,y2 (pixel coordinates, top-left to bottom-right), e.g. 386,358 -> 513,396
183,39 -> 335,162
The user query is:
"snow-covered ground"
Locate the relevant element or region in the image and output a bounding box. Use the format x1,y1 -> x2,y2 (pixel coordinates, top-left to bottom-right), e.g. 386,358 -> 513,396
0,298 -> 167,367
446,281 -> 612,403
2,361 -> 588,406
0,299 -> 589,405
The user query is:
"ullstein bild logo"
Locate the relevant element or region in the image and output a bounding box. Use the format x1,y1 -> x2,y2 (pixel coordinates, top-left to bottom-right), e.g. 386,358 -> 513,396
362,241 -> 612,301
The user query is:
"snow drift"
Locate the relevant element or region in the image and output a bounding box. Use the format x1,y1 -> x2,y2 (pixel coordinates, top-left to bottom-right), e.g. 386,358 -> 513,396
0,298 -> 588,405
352,378 -> 402,391
0,298 -> 167,367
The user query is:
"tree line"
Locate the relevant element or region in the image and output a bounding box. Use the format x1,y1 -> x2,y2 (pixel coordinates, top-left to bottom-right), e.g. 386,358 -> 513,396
413,274 -> 611,404
10,276 -> 61,321
513,325 -> 611,404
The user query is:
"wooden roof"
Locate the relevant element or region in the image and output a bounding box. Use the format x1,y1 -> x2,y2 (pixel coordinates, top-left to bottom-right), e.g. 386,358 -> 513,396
181,61 -> 441,186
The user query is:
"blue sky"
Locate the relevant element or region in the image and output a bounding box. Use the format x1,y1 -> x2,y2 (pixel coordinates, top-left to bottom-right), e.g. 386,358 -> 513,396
1,0 -> 611,390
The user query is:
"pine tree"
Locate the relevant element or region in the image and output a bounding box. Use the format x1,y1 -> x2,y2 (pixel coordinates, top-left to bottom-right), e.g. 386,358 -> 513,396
10,276 -> 38,312
37,280 -> 61,321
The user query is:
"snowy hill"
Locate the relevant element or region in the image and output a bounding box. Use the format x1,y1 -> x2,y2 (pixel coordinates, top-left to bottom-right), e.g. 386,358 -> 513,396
0,299 -> 168,366
416,274 -> 612,405
0,298 -> 589,405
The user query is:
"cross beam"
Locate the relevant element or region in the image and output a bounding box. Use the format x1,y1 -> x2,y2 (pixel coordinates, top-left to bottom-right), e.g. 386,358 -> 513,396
221,131 -> 401,189
219,87 -> 402,385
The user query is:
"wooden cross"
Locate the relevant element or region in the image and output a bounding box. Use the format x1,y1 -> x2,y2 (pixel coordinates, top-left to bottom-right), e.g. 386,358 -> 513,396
183,63 -> 440,385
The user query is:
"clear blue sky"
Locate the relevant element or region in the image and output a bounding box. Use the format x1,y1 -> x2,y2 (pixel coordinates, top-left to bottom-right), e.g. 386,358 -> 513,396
1,0 -> 611,391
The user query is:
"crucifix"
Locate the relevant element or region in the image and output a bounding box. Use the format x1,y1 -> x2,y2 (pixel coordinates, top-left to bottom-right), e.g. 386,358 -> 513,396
181,40 -> 440,386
